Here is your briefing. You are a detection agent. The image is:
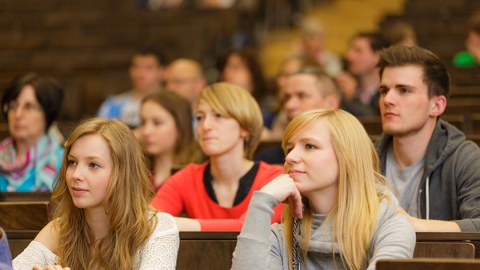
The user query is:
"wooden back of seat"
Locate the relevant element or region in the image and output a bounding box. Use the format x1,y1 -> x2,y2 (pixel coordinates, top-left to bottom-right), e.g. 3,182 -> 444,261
414,242 -> 475,259
176,232 -> 237,270
377,258 -> 480,270
0,202 -> 50,230
0,192 -> 51,202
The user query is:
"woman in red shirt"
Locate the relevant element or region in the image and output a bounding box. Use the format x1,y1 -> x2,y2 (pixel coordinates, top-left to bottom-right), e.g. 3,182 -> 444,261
150,83 -> 283,231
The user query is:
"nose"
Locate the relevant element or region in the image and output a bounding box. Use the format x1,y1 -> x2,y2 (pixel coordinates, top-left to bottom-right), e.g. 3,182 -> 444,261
200,115 -> 213,131
284,96 -> 298,113
381,88 -> 396,107
141,122 -> 152,136
13,106 -> 25,118
285,146 -> 301,165
71,164 -> 84,182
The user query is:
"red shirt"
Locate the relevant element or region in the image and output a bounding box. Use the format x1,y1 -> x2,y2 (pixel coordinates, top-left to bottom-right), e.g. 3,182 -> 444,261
151,161 -> 284,231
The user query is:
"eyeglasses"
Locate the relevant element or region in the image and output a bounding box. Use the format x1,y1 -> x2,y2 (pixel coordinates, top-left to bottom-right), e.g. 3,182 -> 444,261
3,101 -> 43,114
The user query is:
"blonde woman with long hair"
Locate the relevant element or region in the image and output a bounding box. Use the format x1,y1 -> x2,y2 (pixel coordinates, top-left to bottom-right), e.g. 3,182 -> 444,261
13,118 -> 179,270
232,109 -> 415,270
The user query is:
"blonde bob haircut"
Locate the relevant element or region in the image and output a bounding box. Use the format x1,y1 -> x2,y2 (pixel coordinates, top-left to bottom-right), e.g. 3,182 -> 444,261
196,82 -> 263,159
281,109 -> 389,270
51,117 -> 156,270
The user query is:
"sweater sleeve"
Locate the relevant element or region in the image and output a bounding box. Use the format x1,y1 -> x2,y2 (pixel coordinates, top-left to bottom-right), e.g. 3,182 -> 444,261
367,198 -> 416,270
137,213 -> 179,270
13,241 -> 57,270
452,141 -> 480,232
150,168 -> 189,216
231,191 -> 285,269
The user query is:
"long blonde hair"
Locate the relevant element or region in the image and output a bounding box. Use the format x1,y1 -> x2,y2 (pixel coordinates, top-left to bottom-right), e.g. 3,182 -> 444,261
281,109 -> 388,270
51,117 -> 156,270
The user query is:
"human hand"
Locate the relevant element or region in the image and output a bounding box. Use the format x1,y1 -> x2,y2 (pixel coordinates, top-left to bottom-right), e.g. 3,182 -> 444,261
261,174 -> 303,218
32,264 -> 71,270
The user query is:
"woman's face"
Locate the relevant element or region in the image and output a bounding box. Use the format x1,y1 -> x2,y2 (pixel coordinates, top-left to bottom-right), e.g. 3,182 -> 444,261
139,100 -> 179,157
284,119 -> 339,199
221,54 -> 253,93
66,134 -> 112,212
7,85 -> 46,145
195,99 -> 247,158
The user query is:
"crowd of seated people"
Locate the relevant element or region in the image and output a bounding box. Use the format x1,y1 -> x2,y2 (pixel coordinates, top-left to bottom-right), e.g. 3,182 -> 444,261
3,10 -> 480,269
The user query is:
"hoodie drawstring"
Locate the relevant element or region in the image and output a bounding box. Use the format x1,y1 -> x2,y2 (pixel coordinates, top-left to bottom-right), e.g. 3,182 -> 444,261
425,177 -> 430,220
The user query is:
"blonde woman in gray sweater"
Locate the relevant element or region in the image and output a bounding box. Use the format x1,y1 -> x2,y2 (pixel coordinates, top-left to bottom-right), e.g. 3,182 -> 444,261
232,109 -> 415,270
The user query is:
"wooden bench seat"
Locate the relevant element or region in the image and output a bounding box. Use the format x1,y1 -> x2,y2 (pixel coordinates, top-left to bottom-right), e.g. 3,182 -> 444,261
0,202 -> 51,230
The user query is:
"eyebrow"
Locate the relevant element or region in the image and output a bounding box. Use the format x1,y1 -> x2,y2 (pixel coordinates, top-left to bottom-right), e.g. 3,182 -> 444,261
380,83 -> 416,89
67,154 -> 105,161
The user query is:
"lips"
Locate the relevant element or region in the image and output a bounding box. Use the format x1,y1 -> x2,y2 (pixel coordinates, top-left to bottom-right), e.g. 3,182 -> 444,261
288,169 -> 305,177
71,187 -> 88,196
383,112 -> 398,118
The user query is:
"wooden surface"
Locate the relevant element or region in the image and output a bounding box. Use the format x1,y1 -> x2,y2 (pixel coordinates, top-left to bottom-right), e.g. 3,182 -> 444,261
377,258 -> 480,270
0,202 -> 50,230
414,242 -> 475,259
0,192 -> 51,202
7,231 -> 480,268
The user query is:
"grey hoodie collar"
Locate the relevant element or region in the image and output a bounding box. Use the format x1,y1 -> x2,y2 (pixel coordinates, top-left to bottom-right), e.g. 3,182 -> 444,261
375,119 -> 465,178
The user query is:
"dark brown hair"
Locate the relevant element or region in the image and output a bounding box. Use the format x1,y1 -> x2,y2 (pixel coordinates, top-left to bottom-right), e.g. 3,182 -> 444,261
378,45 -> 450,98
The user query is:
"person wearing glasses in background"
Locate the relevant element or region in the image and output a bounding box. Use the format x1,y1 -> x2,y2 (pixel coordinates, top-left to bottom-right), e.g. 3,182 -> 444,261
0,73 -> 64,192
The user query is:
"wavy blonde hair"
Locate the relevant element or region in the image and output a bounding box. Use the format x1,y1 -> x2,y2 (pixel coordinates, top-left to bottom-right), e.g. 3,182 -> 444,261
281,109 -> 389,270
51,117 -> 156,270
196,82 -> 263,159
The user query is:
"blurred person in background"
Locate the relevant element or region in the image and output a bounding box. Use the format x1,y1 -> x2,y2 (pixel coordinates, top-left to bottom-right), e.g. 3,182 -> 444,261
139,91 -> 203,190
293,18 -> 342,77
0,73 -> 64,192
98,47 -> 166,128
454,10 -> 480,67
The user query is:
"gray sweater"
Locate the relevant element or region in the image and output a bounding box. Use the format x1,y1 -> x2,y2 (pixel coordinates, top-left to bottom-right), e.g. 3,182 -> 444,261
375,119 -> 480,232
231,191 -> 415,270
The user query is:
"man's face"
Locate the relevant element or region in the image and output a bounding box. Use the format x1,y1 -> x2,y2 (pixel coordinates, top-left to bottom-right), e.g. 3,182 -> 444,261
166,61 -> 203,103
129,55 -> 163,93
346,37 -> 379,76
379,65 -> 438,137
283,74 -> 330,121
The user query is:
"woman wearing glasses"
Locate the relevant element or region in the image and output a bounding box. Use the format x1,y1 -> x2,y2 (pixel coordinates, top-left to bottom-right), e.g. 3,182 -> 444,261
0,73 -> 64,191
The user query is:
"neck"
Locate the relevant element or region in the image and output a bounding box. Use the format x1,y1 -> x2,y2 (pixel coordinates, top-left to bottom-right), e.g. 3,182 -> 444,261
15,134 -> 44,156
153,152 -> 175,187
391,119 -> 436,168
305,184 -> 338,214
209,154 -> 253,187
85,207 -> 110,243
133,85 -> 159,100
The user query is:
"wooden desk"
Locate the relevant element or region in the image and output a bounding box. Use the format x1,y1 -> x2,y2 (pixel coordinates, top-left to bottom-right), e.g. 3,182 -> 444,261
7,231 -> 480,268
0,192 -> 51,202
377,258 -> 480,270
417,232 -> 480,258
177,232 -> 238,270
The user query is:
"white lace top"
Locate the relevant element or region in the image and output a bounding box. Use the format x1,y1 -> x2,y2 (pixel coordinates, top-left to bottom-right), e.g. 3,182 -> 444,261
12,212 -> 179,270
